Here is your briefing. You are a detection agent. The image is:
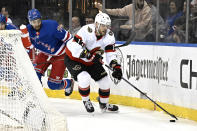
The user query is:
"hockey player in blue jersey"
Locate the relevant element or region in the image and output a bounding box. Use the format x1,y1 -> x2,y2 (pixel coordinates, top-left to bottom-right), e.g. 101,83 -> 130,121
21,9 -> 74,96
0,14 -> 17,30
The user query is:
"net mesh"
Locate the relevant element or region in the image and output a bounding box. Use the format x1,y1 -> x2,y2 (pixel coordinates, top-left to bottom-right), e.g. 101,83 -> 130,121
0,30 -> 67,131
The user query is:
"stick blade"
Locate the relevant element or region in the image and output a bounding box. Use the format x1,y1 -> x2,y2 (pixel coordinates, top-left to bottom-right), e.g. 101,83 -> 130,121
115,31 -> 136,48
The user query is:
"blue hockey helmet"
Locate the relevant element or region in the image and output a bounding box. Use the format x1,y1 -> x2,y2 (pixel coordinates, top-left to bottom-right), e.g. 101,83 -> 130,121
0,14 -> 6,23
28,9 -> 41,21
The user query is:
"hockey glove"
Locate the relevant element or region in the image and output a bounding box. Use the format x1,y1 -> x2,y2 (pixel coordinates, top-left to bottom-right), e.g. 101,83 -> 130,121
110,60 -> 122,80
80,49 -> 103,64
90,53 -> 103,64
80,48 -> 91,59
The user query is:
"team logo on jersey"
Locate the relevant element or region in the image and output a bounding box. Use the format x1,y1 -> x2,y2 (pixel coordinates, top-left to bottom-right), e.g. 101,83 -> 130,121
56,76 -> 60,80
72,65 -> 81,71
44,44 -> 49,48
88,26 -> 92,33
51,48 -> 55,52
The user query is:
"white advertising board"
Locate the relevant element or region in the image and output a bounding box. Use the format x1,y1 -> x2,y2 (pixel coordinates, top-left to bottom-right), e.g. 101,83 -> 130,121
42,43 -> 197,111
109,44 -> 197,110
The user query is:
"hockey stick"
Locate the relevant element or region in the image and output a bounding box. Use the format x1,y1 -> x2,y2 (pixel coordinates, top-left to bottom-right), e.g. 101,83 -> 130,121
0,108 -> 23,125
105,64 -> 178,121
115,31 -> 136,48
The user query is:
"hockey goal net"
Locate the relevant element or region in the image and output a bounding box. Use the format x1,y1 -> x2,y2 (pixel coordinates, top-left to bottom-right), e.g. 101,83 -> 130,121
0,30 -> 67,131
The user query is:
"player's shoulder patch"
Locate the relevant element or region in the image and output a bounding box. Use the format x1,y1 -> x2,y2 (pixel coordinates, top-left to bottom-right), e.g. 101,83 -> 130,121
108,30 -> 113,36
87,26 -> 93,33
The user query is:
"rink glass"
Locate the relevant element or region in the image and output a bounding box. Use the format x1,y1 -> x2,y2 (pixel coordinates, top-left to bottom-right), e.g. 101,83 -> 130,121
0,0 -> 194,43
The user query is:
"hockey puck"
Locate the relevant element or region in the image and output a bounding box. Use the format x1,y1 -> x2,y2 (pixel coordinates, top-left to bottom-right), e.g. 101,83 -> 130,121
169,120 -> 176,122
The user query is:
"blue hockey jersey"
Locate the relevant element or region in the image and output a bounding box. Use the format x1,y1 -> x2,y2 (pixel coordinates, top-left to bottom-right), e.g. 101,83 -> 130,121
27,20 -> 72,56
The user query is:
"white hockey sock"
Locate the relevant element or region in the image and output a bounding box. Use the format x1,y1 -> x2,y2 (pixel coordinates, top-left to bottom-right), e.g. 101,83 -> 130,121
100,97 -> 109,104
81,96 -> 90,101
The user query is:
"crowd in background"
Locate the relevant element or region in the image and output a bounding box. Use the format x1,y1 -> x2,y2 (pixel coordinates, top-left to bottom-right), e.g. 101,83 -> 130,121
1,0 -> 197,43
98,0 -> 197,43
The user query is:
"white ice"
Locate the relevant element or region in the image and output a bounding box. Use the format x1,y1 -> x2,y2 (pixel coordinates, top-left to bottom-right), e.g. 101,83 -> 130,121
50,98 -> 197,131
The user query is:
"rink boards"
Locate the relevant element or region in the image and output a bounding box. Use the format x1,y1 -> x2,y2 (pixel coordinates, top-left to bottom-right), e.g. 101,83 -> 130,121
44,41 -> 197,122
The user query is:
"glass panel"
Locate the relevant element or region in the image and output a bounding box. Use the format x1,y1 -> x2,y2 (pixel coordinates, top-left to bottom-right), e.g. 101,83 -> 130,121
106,0 -> 131,41
0,0 -> 69,29
2,0 -> 195,44
70,0 -> 100,35
35,0 -> 69,29
94,0 -> 157,42
94,0 -> 132,41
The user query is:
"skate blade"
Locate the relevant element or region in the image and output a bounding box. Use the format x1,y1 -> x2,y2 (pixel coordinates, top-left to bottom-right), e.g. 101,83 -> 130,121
100,109 -> 119,113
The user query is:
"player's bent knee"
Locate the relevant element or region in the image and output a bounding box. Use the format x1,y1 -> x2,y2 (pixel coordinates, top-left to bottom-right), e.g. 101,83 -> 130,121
47,81 -> 63,90
77,71 -> 91,88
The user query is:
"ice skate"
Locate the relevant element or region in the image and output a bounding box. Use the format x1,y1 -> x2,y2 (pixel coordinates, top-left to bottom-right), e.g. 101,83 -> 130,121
83,99 -> 95,113
97,97 -> 119,112
65,79 -> 74,96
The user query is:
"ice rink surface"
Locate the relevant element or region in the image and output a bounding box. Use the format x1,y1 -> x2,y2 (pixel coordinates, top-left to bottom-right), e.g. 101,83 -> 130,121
50,98 -> 197,131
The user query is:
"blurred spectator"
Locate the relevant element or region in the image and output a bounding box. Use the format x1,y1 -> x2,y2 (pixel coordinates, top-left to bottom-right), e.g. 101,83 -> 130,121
171,18 -> 186,43
146,0 -> 164,26
166,0 -> 193,43
84,16 -> 94,25
95,0 -> 154,42
191,0 -> 197,7
1,6 -> 12,24
146,0 -> 166,39
191,0 -> 197,18
84,8 -> 99,25
189,0 -> 197,43
71,16 -> 81,35
54,8 -> 66,27
70,9 -> 83,35
174,1 -> 188,30
73,9 -> 84,25
165,0 -> 183,36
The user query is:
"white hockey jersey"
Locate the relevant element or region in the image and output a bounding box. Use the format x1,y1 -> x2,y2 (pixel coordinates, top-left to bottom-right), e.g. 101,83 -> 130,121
66,24 -> 117,66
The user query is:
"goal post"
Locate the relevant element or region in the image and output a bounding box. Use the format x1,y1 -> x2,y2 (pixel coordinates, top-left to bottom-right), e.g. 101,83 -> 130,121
0,30 -> 67,131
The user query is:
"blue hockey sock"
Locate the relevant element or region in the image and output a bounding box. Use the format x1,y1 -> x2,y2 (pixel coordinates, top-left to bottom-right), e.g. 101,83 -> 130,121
64,79 -> 72,89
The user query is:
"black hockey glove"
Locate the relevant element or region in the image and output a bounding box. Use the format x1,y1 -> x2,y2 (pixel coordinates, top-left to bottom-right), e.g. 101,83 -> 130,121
80,49 -> 103,64
80,48 -> 91,59
90,53 -> 103,64
110,60 -> 122,80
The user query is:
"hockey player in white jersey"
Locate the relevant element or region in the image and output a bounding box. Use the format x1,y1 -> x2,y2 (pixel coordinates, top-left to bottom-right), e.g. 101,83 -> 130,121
64,12 -> 122,113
